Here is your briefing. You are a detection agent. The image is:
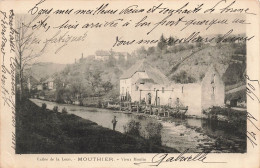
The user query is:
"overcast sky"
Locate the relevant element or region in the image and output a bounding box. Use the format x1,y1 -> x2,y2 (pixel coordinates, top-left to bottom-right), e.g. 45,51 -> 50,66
21,12 -> 246,64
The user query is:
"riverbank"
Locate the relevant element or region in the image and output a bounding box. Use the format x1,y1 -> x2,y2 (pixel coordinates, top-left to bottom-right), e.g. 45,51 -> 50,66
16,99 -> 178,153
30,98 -> 247,153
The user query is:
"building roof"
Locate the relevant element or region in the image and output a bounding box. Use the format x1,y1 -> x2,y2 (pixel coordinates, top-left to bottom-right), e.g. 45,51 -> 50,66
136,78 -> 155,84
120,60 -> 170,84
225,85 -> 246,101
95,50 -> 111,56
114,52 -> 128,57
26,75 -> 39,86
44,77 -> 54,83
202,64 -> 223,84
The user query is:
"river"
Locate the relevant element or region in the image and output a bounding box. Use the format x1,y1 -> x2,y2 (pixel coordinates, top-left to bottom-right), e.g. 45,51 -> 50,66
30,99 -> 246,153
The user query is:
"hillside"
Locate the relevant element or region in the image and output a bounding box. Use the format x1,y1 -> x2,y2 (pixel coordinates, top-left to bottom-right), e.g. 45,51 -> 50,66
168,45 -> 235,82
27,62 -> 66,80
53,56 -> 132,102
47,39 -> 246,103
143,44 -> 246,85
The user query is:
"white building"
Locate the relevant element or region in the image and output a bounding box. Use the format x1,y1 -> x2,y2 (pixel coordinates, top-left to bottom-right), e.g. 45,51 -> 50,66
95,50 -> 128,61
120,60 -> 225,116
37,84 -> 43,91
43,77 -> 55,90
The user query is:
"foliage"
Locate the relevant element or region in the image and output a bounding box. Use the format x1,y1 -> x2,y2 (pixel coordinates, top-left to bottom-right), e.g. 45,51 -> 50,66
147,46 -> 156,55
15,17 -> 46,100
171,70 -> 197,83
167,36 -> 175,46
145,121 -> 163,145
16,100 -> 168,153
53,106 -> 58,112
136,46 -> 147,58
234,43 -> 246,55
62,107 -> 68,114
124,120 -> 141,136
41,103 -> 47,110
157,34 -> 167,52
38,33 -> 246,104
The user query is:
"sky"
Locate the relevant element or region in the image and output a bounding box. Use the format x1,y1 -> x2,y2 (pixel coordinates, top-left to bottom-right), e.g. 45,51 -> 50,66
20,10 -> 247,64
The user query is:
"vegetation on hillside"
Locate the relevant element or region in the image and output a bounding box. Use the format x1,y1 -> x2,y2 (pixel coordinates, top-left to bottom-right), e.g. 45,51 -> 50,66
29,34 -> 246,104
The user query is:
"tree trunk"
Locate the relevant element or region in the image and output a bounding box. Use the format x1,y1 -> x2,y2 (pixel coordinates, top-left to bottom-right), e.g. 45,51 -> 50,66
19,52 -> 23,101
19,69 -> 23,101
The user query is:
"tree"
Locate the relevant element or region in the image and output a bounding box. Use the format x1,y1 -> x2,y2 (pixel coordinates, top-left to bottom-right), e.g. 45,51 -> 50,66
106,55 -> 116,67
172,70 -> 196,83
195,36 -> 203,48
167,36 -> 175,46
117,54 -> 126,66
85,68 -> 103,95
70,77 -> 85,99
102,81 -> 113,92
147,46 -> 155,55
15,17 -> 46,100
157,34 -> 167,53
136,46 -> 147,58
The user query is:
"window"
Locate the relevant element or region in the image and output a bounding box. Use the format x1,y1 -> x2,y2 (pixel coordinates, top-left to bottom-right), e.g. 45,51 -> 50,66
135,85 -> 139,91
182,86 -> 184,93
162,87 -> 165,93
168,98 -> 172,106
212,86 -> 215,95
211,74 -> 216,84
122,87 -> 124,94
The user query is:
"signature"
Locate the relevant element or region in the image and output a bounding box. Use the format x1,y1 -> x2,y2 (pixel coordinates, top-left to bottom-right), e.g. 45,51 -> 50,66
247,112 -> 259,148
244,76 -> 260,148
245,75 -> 260,103
134,149 -> 226,166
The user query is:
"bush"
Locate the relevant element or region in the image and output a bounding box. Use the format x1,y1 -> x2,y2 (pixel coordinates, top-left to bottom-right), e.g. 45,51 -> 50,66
97,100 -> 102,108
145,121 -> 163,145
171,70 -> 197,83
62,107 -> 68,114
124,120 -> 141,136
53,106 -> 58,112
41,103 -> 47,110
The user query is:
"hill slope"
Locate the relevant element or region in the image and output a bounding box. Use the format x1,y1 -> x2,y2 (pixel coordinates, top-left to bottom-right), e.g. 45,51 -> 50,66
28,62 -> 66,80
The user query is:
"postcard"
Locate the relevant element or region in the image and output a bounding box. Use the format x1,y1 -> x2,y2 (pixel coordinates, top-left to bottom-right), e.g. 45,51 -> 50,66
0,0 -> 259,167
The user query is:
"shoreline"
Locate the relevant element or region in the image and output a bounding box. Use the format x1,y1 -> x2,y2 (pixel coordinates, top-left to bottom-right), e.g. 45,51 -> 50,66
16,99 -> 178,153
29,98 -> 247,153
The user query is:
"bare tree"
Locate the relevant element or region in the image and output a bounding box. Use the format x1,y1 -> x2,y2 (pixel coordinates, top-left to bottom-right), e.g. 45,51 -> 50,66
14,16 -> 45,100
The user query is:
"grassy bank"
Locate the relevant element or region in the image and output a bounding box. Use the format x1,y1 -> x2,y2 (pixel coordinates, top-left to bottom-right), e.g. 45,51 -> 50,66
16,99 -> 176,153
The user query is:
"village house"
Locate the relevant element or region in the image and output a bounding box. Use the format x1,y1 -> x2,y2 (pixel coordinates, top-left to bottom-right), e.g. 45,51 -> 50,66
95,50 -> 128,61
113,52 -> 128,61
26,75 -> 40,92
95,50 -> 110,61
120,60 -> 225,116
43,77 -> 55,90
225,83 -> 246,108
37,84 -> 43,91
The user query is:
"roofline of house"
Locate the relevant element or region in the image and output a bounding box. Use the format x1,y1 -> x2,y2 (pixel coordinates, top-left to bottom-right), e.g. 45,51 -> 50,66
120,70 -> 145,79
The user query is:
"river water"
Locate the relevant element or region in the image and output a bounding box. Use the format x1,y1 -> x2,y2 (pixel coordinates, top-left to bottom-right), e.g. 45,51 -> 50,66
30,99 -> 246,153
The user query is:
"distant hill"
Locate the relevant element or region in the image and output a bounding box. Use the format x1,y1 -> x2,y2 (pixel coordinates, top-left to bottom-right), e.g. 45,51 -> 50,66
27,62 -> 66,80
168,45 -> 246,85
141,43 -> 246,86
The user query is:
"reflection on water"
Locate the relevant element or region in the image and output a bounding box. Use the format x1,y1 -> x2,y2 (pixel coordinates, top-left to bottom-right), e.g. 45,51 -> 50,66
30,99 -> 246,153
